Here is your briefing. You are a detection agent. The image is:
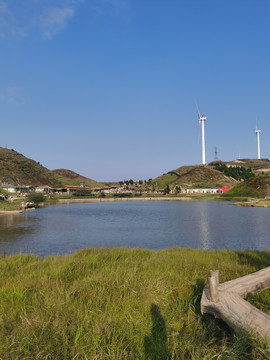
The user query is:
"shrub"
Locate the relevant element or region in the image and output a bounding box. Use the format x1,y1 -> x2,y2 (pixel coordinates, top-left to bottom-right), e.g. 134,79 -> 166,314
113,193 -> 133,198
27,192 -> 46,204
73,190 -> 93,197
214,164 -> 255,181
163,184 -> 170,195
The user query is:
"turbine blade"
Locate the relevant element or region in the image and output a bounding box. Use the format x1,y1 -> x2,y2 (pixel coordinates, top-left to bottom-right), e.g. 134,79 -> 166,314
196,103 -> 200,119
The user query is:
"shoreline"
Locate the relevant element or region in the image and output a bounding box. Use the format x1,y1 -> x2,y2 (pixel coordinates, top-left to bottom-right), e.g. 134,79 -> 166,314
0,209 -> 24,215
1,196 -> 269,213
57,196 -> 193,204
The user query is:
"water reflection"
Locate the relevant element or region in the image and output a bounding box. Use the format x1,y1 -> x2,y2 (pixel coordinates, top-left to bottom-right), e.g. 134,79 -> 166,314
0,213 -> 35,242
196,202 -> 211,249
0,201 -> 269,257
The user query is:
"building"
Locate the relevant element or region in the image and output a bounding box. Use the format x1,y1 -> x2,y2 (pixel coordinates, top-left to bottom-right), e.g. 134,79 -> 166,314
217,186 -> 231,194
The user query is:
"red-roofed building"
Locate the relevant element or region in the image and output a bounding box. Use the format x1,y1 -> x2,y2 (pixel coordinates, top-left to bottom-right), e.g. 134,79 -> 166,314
217,186 -> 231,193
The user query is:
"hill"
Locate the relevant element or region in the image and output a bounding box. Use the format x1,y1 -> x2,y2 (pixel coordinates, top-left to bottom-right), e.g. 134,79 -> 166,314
0,148 -> 116,188
209,158 -> 270,174
0,148 -> 61,187
52,169 -> 104,188
222,174 -> 270,198
153,165 -> 238,189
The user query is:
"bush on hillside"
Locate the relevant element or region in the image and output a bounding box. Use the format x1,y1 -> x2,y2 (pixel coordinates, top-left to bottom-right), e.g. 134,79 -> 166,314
27,192 -> 46,204
73,190 -> 93,197
163,184 -> 170,195
214,164 -> 255,181
113,193 -> 132,197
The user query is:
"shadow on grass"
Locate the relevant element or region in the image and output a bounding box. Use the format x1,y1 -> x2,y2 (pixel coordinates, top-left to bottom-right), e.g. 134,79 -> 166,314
192,278 -> 234,340
236,250 -> 270,270
144,304 -> 170,360
191,278 -> 205,314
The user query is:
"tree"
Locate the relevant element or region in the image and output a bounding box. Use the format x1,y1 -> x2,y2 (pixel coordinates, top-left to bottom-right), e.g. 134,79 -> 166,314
73,190 -> 93,197
27,192 -> 46,204
163,184 -> 170,195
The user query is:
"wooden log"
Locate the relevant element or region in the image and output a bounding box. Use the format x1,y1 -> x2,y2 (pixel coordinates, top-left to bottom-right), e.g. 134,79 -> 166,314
208,271 -> 219,303
210,270 -> 219,285
201,267 -> 270,343
220,266 -> 270,298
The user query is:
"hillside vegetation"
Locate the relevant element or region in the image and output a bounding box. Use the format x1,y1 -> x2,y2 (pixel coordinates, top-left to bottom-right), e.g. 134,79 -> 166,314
0,148 -> 108,188
223,174 -> 270,199
52,169 -> 103,188
209,159 -> 270,174
0,148 -> 61,187
154,165 -> 238,189
212,163 -> 255,181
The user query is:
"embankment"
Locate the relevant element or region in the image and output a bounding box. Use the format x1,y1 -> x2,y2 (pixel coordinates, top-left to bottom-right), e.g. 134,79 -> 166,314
57,196 -> 192,204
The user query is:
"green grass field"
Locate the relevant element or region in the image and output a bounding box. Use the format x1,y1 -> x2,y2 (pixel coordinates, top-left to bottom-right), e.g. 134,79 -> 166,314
0,199 -> 22,211
223,175 -> 270,199
0,248 -> 269,359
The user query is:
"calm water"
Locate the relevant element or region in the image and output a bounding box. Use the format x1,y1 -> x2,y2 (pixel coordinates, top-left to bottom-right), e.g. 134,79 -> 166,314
0,200 -> 269,257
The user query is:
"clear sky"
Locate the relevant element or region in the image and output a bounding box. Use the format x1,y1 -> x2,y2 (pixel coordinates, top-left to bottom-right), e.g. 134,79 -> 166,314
0,0 -> 269,181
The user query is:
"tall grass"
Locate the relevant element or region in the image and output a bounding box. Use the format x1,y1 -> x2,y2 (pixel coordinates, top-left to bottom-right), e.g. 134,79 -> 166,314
0,248 -> 269,359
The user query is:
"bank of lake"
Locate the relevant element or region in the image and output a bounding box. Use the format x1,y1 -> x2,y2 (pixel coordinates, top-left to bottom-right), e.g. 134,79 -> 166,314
1,247 -> 270,359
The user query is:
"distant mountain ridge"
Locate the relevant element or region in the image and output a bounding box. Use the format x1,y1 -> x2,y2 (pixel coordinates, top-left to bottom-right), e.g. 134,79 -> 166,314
0,147 -> 61,187
0,148 -> 103,187
1,146 -> 270,190
153,165 -> 239,189
52,169 -> 103,188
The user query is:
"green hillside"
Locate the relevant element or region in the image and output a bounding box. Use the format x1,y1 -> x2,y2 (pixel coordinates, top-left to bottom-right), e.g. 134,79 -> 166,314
223,174 -> 270,199
0,148 -> 61,187
209,159 -> 270,174
52,169 -> 105,188
154,165 -> 238,189
0,148 -> 116,188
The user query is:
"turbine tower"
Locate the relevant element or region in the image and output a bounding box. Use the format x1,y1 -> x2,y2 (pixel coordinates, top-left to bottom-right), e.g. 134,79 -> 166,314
196,105 -> 207,165
255,123 -> 261,159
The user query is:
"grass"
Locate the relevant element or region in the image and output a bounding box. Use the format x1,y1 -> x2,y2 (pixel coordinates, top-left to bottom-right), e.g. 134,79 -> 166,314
52,193 -> 221,200
53,173 -> 102,188
153,165 -> 238,190
223,174 -> 270,199
0,248 -> 270,359
0,147 -> 61,187
0,199 -> 22,211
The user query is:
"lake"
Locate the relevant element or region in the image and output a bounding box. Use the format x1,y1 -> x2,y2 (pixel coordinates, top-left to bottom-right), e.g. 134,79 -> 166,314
0,200 -> 269,257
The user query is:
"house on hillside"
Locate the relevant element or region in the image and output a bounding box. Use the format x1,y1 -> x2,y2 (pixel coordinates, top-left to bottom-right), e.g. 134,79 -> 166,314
1,184 -> 17,193
1,184 -> 29,194
217,186 -> 231,193
35,186 -> 52,193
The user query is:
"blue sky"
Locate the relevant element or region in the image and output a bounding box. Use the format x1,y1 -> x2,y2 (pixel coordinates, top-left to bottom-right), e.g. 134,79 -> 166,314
0,0 -> 269,181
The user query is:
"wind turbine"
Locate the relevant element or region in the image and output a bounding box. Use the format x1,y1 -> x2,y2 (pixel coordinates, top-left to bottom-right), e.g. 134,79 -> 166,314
196,104 -> 207,165
255,122 -> 261,159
